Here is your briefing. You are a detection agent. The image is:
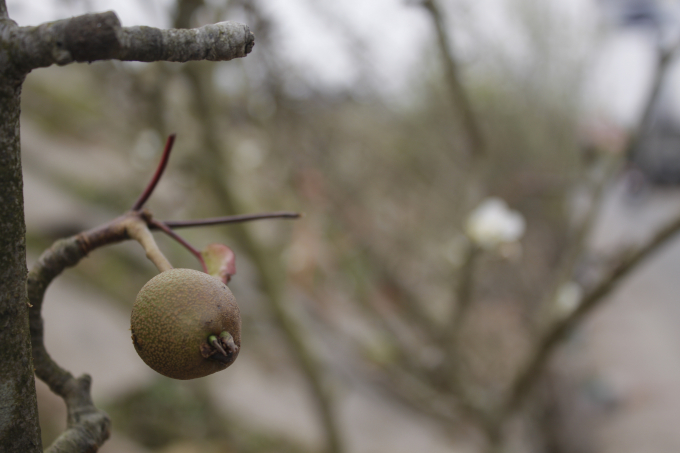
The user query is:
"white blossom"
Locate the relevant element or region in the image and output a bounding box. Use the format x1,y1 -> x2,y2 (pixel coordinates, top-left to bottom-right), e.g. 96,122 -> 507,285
464,197 -> 526,250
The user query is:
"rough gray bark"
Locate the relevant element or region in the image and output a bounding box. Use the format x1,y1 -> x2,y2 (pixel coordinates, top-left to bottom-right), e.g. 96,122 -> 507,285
28,237 -> 110,453
0,4 -> 253,452
0,61 -> 41,453
9,11 -> 254,72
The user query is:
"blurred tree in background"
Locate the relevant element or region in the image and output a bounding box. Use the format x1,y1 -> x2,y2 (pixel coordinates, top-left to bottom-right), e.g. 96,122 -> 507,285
14,0 -> 680,452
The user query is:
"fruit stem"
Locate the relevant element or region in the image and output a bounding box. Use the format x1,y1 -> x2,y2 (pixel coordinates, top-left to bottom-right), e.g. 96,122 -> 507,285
131,134 -> 176,211
150,219 -> 209,273
124,217 -> 173,272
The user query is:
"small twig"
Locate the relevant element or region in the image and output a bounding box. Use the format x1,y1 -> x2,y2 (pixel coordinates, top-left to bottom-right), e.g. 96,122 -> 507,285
435,242 -> 480,401
161,211 -> 301,228
536,156 -> 621,327
150,219 -> 208,273
626,41 -> 680,160
131,134 -> 176,211
447,243 -> 480,344
504,210 -> 680,416
421,0 -> 485,160
0,1 -> 8,19
419,0 -> 488,223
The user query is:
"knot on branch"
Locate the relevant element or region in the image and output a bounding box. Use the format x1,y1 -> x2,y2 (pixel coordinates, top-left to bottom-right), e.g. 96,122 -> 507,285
45,375 -> 111,453
62,11 -> 121,63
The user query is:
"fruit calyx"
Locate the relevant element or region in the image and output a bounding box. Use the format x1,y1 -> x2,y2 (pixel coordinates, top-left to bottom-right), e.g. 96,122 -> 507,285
201,331 -> 240,364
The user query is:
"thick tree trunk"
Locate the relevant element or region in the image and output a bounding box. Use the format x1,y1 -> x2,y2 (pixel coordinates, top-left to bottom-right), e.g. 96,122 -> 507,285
0,70 -> 42,451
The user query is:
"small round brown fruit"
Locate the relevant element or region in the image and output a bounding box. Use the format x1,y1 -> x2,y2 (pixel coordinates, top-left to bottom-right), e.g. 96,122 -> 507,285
131,268 -> 241,380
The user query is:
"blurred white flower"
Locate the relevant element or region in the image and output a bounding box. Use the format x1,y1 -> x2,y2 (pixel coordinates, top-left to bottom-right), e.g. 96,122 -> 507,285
465,197 -> 526,250
555,281 -> 583,317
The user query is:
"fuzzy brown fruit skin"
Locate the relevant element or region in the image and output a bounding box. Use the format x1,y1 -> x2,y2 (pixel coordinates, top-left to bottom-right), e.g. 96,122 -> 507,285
131,268 -> 241,380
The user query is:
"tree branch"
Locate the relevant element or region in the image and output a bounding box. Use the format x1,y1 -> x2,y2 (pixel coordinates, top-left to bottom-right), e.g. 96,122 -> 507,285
421,0 -> 485,159
28,236 -> 112,453
24,197 -> 301,449
8,11 -> 254,72
504,37 -> 680,417
504,210 -> 680,415
627,41 -> 680,160
25,211 -> 171,452
447,243 -> 479,343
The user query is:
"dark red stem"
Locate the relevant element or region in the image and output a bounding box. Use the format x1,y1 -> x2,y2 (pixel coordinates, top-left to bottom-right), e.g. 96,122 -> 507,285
149,219 -> 208,273
131,134 -> 176,211
160,211 -> 301,229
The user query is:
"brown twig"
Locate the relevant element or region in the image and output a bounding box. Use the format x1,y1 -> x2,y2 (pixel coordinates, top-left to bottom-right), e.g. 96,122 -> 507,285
626,41 -> 680,160
433,242 -> 481,408
536,156 -> 621,328
161,211 -> 301,228
27,227 -> 128,452
447,243 -> 479,344
131,134 -> 176,211
150,219 -> 208,273
421,0 -> 485,160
